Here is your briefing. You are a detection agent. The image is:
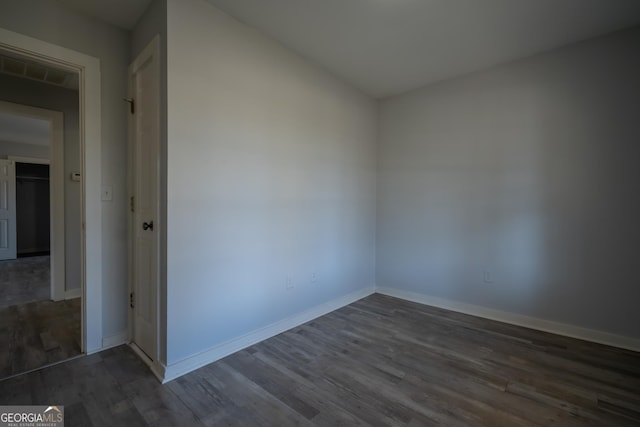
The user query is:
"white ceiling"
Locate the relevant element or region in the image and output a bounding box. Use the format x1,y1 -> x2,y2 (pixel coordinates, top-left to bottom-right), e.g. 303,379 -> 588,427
56,0 -> 640,98
204,0 -> 640,97
0,113 -> 50,146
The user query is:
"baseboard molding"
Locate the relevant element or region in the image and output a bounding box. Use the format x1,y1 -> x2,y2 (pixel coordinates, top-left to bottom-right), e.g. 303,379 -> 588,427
128,342 -> 166,383
102,330 -> 128,350
376,287 -> 640,353
160,286 -> 375,383
65,288 -> 81,300
150,360 -> 166,383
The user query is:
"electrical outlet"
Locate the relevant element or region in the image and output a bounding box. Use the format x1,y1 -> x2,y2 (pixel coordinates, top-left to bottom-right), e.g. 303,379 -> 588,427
483,269 -> 493,283
286,276 -> 294,290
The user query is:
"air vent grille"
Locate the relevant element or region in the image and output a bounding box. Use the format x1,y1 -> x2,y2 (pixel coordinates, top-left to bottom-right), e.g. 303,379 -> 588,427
0,52 -> 78,90
24,62 -> 47,80
1,57 -> 25,75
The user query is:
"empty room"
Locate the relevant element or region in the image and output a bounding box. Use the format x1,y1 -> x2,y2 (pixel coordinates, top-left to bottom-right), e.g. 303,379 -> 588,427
0,0 -> 639,426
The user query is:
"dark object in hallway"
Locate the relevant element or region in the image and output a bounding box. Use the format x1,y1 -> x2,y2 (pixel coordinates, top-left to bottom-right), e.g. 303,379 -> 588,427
16,162 -> 50,257
1,294 -> 639,426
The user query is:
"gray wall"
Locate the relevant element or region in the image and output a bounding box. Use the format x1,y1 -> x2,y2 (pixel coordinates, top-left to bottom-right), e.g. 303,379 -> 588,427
0,140 -> 48,159
0,73 -> 81,291
0,1 -> 131,337
165,0 -> 377,365
377,26 -> 640,339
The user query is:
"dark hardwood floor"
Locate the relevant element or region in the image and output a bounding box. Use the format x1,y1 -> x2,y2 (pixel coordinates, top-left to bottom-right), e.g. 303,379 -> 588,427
0,298 -> 81,379
0,255 -> 82,378
1,293 -> 639,426
0,256 -> 50,309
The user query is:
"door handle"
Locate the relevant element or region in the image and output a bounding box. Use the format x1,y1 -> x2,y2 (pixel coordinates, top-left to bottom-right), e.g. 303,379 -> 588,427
142,221 -> 154,231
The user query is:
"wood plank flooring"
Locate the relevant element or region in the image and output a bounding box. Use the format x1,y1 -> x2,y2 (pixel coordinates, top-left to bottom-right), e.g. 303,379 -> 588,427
0,298 -> 81,379
1,293 -> 639,426
0,256 -> 50,309
0,255 -> 81,378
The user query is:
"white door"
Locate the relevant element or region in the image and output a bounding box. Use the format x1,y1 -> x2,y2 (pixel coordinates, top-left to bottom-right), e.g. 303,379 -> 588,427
130,37 -> 160,361
0,159 -> 17,261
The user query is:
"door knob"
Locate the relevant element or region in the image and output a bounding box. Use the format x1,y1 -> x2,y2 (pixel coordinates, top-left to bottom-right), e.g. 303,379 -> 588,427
142,221 -> 154,231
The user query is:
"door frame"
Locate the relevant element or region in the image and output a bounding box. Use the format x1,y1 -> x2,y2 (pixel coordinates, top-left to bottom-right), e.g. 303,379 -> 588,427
0,28 -> 103,353
128,35 -> 161,367
1,101 -> 65,301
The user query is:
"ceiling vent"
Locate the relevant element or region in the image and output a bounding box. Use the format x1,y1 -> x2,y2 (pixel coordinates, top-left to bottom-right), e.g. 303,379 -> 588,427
0,52 -> 79,91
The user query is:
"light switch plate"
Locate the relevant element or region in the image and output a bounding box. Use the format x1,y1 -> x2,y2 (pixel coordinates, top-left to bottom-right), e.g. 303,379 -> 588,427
102,185 -> 113,201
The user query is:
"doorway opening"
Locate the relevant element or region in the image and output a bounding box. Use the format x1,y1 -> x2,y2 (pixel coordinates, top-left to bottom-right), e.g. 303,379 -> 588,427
0,50 -> 81,378
0,25 -> 104,364
7,160 -> 51,306
17,162 -> 50,259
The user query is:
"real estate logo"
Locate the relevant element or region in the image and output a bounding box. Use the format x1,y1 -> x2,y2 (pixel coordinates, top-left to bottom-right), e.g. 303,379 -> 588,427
0,406 -> 64,427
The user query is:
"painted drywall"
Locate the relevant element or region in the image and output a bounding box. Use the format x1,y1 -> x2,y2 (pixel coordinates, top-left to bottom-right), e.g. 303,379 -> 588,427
0,1 -> 131,338
377,26 -> 640,339
0,73 -> 81,291
0,140 -> 48,159
132,0 -> 166,60
165,0 -> 376,365
0,112 -> 49,146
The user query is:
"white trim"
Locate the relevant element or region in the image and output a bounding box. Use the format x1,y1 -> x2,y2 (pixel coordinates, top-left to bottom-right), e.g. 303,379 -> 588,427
0,102 -> 65,303
65,288 -> 81,300
128,35 -> 162,364
126,49 -> 135,368
150,360 -> 166,383
79,40 -> 103,355
102,330 -> 129,350
7,156 -> 49,165
157,287 -> 375,383
376,287 -> 640,353
0,27 -> 102,354
129,342 -> 165,383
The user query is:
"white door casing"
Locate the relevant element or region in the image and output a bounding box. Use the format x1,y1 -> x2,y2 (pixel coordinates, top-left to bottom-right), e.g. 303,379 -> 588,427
0,159 -> 16,261
0,27 -> 102,354
130,36 -> 160,361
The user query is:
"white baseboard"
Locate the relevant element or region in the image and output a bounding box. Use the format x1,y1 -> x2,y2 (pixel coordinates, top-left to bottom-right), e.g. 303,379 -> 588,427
376,287 -> 640,353
128,342 -> 166,383
65,288 -> 81,300
160,286 -> 375,383
102,330 -> 128,349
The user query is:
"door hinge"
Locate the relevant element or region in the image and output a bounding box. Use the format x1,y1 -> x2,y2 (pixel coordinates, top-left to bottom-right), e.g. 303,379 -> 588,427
130,196 -> 135,213
130,292 -> 135,308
